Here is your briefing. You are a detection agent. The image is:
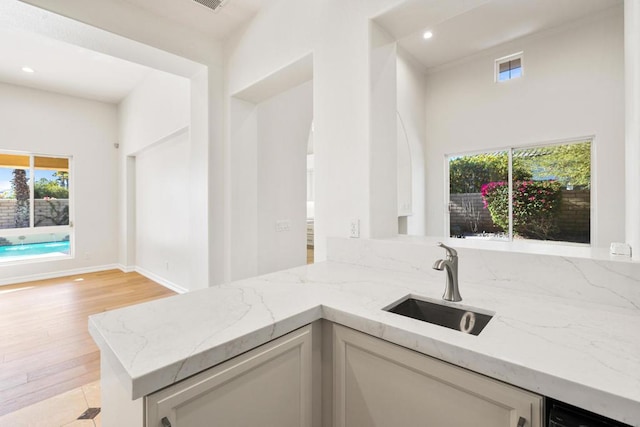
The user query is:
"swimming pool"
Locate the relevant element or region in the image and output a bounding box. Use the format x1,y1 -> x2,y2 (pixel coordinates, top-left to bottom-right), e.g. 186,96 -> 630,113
0,241 -> 70,260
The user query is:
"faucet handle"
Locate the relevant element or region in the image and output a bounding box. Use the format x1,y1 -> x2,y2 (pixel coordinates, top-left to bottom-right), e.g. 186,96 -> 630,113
437,242 -> 458,258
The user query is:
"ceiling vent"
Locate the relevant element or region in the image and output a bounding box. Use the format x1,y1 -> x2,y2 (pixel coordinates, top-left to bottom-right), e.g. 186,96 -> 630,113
192,0 -> 229,13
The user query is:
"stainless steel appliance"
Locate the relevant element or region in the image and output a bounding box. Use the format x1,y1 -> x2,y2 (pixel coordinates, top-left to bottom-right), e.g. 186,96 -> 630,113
547,400 -> 631,427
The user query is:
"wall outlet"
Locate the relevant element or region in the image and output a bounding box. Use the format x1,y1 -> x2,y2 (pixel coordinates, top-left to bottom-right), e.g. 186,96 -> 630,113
349,219 -> 360,238
165,260 -> 170,270
610,242 -> 632,256
275,220 -> 291,232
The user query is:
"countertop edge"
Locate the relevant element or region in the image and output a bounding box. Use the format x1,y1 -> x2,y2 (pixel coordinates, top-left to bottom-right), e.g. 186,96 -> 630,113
126,305 -> 324,399
93,304 -> 640,425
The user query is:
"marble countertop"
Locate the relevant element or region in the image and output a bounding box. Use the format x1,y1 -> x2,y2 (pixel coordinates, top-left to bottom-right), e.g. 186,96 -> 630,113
88,260 -> 640,426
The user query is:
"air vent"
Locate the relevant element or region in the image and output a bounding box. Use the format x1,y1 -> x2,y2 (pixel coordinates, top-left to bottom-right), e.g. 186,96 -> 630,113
192,0 -> 229,12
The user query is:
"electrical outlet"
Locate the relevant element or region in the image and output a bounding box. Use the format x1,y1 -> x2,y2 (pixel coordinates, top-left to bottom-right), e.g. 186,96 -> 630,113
349,219 -> 360,238
610,242 -> 631,256
165,261 -> 170,270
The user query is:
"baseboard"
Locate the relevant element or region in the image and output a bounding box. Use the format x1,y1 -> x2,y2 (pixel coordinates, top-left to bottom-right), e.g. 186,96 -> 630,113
0,264 -> 120,287
134,266 -> 188,294
117,264 -> 136,273
0,263 -> 189,293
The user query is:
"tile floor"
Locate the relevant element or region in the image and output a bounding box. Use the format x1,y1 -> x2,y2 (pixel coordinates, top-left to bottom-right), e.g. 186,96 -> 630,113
0,381 -> 101,427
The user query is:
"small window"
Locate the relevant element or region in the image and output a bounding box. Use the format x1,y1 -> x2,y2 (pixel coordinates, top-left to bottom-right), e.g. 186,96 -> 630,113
448,139 -> 591,244
496,52 -> 523,82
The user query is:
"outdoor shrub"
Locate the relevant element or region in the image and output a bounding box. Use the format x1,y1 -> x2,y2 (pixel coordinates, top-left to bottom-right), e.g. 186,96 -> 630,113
449,154 -> 531,193
481,181 -> 509,231
481,180 -> 562,239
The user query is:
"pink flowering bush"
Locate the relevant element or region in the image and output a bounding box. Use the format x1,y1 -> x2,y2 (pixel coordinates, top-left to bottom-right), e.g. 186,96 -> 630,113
481,180 -> 562,239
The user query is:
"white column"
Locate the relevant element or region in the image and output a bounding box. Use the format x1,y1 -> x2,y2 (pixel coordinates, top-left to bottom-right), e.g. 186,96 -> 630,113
625,0 -> 640,258
369,22 -> 398,238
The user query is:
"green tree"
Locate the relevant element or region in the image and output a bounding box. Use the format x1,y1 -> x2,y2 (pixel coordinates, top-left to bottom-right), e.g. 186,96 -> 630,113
53,171 -> 69,188
449,153 -> 531,193
11,169 -> 30,228
519,142 -> 590,189
34,178 -> 69,199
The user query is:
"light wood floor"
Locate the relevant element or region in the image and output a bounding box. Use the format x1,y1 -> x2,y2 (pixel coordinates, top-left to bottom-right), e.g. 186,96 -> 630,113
0,270 -> 175,417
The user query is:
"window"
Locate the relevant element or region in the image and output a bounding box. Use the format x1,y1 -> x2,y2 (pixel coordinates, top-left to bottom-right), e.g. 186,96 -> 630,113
448,139 -> 591,244
496,52 -> 523,82
0,152 -> 72,262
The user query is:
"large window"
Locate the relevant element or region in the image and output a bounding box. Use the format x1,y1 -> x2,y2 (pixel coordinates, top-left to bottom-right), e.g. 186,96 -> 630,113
0,153 -> 72,262
448,139 -> 591,244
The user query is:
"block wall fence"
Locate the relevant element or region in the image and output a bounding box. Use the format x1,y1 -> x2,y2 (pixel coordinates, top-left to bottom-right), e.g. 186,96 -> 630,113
0,199 -> 69,229
449,189 -> 590,242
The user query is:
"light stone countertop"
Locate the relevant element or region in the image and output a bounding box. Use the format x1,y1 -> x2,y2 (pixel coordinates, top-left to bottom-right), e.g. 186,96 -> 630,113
88,259 -> 640,426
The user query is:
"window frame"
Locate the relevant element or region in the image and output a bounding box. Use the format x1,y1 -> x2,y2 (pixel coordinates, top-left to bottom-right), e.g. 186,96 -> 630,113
445,136 -> 594,246
0,150 -> 74,264
495,51 -> 524,83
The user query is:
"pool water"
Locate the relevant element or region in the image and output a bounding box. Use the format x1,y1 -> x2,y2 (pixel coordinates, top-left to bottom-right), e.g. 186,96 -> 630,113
0,241 -> 70,259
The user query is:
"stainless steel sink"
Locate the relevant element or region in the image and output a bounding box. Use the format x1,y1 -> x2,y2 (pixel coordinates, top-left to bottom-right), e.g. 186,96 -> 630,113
384,296 -> 493,336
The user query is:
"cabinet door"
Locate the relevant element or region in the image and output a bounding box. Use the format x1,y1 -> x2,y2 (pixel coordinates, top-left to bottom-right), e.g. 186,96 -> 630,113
147,325 -> 312,427
333,325 -> 542,427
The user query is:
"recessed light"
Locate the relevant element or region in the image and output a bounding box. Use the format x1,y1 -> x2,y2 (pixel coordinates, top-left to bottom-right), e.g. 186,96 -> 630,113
423,31 -> 433,40
22,67 -> 35,73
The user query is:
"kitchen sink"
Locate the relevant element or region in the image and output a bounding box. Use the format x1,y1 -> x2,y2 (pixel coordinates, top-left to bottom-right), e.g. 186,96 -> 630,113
384,296 -> 493,336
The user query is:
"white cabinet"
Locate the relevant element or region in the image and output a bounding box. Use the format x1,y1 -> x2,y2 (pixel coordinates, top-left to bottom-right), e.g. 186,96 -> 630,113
146,325 -> 313,427
103,321 -> 544,427
332,325 -> 543,427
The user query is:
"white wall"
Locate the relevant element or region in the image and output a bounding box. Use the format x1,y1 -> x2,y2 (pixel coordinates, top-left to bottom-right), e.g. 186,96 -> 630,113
369,22 -> 398,239
17,0 -> 219,288
135,130 -> 190,290
256,80 -> 313,275
396,47 -> 426,235
225,0 -> 405,265
118,71 -> 190,155
225,0 -> 404,266
118,70 -> 196,291
423,8 -> 625,248
625,0 -> 640,258
229,97 -> 258,280
228,54 -> 313,281
17,0 -> 633,285
228,80 -> 312,280
0,82 -> 118,282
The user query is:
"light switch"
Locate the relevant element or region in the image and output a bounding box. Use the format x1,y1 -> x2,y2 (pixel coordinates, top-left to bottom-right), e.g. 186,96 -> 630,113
275,220 -> 291,232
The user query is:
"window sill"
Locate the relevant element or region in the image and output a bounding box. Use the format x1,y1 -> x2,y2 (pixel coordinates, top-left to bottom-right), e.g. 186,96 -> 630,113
395,235 -> 634,263
0,252 -> 72,267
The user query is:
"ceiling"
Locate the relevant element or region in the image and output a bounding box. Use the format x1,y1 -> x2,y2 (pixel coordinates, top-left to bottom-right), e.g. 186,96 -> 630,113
120,0 -> 264,39
0,0 -> 263,104
2,0 -> 622,103
375,0 -> 623,70
0,28 -> 153,103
